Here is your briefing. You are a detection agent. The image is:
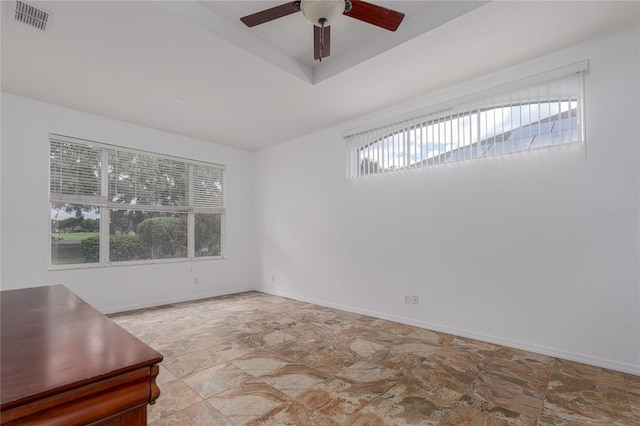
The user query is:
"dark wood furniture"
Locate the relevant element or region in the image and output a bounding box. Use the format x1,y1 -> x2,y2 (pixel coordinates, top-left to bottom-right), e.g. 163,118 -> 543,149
1,285 -> 162,425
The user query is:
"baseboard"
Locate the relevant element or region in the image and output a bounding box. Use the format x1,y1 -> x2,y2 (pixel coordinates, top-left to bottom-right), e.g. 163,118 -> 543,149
100,287 -> 256,315
258,287 -> 640,376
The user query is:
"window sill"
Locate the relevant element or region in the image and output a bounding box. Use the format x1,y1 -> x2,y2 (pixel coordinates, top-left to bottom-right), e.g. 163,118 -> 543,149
48,256 -> 225,271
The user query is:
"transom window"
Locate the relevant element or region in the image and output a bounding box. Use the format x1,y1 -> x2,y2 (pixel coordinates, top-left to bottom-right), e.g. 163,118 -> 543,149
345,63 -> 586,178
49,135 -> 224,267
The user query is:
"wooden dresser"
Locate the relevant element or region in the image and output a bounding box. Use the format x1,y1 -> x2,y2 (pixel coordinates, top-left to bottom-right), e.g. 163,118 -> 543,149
0,285 -> 163,425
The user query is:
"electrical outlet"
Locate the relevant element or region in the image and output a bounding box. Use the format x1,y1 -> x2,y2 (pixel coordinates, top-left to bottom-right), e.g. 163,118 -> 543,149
271,275 -> 275,282
193,277 -> 199,285
411,295 -> 419,305
404,295 -> 411,304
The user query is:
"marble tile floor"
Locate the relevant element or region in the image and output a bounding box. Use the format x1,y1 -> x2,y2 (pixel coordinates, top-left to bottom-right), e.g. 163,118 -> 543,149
109,292 -> 640,425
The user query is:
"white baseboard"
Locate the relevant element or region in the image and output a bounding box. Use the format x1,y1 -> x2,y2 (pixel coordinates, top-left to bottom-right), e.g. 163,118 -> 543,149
258,287 -> 640,376
101,287 -> 255,315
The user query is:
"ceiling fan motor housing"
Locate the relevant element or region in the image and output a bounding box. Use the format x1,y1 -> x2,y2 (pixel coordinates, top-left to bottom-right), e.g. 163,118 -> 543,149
300,0 -> 346,27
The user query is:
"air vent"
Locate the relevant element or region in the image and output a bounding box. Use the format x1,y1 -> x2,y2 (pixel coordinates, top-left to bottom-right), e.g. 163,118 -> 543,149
12,1 -> 50,31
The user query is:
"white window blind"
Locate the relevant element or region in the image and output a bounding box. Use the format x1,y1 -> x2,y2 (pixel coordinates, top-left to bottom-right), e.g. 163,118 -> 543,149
345,62 -> 587,179
108,150 -> 189,208
50,135 -> 225,212
192,165 -> 224,209
50,140 -> 105,204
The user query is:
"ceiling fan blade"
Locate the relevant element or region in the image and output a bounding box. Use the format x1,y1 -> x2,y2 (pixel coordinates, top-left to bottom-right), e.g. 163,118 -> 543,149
345,0 -> 405,31
240,1 -> 301,27
314,25 -> 331,61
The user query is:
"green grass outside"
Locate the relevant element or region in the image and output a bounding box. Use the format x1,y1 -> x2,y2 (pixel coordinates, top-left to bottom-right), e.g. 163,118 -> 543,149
51,232 -> 98,241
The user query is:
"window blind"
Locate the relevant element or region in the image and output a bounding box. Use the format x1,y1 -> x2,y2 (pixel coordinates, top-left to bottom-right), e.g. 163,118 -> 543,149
49,134 -> 225,212
345,62 -> 587,179
108,150 -> 189,208
50,139 -> 105,204
192,165 -> 224,209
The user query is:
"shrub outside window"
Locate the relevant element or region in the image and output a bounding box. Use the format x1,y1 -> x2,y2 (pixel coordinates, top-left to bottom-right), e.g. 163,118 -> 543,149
49,135 -> 224,267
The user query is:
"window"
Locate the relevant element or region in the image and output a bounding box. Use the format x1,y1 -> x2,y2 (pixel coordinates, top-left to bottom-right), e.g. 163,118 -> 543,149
345,62 -> 586,178
50,135 -> 224,267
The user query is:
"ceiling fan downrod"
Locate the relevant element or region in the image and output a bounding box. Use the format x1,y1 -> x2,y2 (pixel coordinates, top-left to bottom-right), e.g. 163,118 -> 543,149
318,18 -> 327,62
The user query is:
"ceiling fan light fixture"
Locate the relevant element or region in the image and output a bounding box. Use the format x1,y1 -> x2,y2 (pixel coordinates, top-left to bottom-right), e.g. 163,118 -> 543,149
300,0 -> 345,27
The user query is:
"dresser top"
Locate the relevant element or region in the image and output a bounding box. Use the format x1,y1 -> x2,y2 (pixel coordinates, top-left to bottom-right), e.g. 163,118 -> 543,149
1,285 -> 163,410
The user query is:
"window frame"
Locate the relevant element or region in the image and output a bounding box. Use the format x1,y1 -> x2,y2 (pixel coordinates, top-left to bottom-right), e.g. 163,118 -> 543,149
48,134 -> 226,270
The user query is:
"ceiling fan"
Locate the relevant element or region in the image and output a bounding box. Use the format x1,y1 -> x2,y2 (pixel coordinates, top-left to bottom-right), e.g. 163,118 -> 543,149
240,0 -> 405,62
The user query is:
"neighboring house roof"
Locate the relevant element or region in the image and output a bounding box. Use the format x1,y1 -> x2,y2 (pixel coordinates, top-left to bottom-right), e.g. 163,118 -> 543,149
417,109 -> 579,167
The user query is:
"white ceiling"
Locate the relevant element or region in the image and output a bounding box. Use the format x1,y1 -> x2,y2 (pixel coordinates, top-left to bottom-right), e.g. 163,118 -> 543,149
1,1 -> 638,151
162,1 -> 487,83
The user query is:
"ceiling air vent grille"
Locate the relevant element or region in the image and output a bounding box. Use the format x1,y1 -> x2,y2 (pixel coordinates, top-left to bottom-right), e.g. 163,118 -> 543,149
13,1 -> 49,31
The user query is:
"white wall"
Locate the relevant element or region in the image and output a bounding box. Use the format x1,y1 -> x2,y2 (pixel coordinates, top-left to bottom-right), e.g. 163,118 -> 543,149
0,93 -> 258,313
255,28 -> 640,374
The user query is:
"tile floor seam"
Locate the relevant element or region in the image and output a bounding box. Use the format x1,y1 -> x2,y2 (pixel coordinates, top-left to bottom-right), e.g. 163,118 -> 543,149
535,361 -> 556,424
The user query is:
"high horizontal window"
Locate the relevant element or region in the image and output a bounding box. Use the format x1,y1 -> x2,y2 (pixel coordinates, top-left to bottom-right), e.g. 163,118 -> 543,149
49,134 -> 224,268
345,62 -> 587,179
